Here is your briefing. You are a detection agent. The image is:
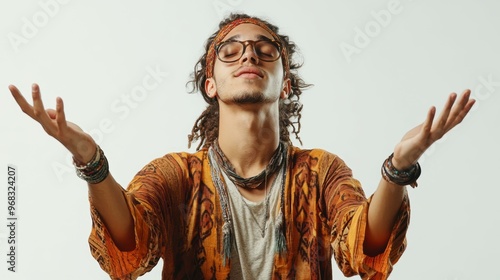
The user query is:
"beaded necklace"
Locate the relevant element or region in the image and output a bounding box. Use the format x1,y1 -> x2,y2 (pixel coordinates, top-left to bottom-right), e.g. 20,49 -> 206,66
208,141 -> 289,266
232,171 -> 273,238
211,140 -> 285,189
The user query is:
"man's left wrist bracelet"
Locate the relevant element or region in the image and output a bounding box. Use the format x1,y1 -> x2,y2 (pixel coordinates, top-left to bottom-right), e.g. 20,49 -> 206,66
73,145 -> 109,184
381,153 -> 421,188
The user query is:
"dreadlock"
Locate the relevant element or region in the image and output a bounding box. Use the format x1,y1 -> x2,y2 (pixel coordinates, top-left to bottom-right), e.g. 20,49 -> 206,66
187,13 -> 311,150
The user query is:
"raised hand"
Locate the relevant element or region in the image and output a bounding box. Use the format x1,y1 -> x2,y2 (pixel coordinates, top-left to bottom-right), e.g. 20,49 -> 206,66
392,89 -> 476,169
9,83 -> 96,164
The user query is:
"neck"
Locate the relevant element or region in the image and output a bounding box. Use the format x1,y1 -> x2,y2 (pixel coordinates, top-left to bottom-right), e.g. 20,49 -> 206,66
217,102 -> 280,178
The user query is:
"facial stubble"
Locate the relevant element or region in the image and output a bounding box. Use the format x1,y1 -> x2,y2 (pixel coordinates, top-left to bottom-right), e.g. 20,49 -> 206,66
215,76 -> 280,105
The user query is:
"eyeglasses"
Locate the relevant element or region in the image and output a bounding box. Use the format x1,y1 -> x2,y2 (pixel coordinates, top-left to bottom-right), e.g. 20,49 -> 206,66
215,39 -> 282,63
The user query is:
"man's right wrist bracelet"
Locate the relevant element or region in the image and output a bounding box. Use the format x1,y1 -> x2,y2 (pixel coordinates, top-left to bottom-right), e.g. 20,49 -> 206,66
73,145 -> 109,184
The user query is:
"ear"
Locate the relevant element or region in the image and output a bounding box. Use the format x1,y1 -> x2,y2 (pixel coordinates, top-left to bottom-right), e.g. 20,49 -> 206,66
280,78 -> 291,99
205,77 -> 217,98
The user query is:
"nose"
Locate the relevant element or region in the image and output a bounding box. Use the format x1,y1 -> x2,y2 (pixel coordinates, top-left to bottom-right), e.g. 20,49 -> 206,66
239,43 -> 259,64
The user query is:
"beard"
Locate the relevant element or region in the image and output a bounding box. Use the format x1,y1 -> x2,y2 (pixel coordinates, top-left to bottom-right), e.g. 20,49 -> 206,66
214,76 -> 280,105
232,91 -> 267,104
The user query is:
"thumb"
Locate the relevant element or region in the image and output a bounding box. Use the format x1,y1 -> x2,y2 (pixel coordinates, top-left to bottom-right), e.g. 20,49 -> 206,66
46,109 -> 57,119
67,121 -> 84,133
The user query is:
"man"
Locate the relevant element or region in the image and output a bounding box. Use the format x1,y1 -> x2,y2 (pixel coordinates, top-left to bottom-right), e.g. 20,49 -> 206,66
9,13 -> 474,280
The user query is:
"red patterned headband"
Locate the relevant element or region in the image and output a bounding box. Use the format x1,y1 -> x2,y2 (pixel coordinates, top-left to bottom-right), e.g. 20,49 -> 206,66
205,17 -> 290,79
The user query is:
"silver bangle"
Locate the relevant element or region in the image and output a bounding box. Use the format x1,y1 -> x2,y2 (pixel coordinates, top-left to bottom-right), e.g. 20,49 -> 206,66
73,145 -> 109,184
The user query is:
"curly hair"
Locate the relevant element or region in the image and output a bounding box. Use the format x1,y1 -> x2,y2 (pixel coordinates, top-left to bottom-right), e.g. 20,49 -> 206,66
187,13 -> 311,150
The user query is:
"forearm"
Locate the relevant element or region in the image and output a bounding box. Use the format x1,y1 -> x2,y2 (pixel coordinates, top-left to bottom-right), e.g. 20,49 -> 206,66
360,90 -> 474,257
74,142 -> 136,252
88,174 -> 136,251
9,84 -> 137,251
364,178 -> 406,256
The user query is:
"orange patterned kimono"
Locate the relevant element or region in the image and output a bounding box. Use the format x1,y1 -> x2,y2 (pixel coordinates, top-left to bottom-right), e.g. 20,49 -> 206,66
88,146 -> 410,279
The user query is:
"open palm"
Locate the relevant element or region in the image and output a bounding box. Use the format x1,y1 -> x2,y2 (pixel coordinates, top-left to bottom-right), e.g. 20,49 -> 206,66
392,89 -> 475,169
9,83 -> 96,163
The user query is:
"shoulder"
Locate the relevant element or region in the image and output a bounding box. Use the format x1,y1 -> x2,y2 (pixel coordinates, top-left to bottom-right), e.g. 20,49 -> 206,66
148,149 -> 208,167
289,146 -> 349,170
128,150 -> 210,191
148,149 -> 209,176
131,149 -> 207,179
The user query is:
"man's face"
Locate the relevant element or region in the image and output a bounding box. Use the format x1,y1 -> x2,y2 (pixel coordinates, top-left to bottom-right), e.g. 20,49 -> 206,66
205,23 -> 289,105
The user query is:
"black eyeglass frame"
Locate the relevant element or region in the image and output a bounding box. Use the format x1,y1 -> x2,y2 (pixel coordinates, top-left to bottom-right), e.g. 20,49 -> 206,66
215,39 -> 283,63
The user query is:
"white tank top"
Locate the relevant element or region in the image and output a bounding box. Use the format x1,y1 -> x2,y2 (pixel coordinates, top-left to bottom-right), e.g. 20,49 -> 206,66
223,167 -> 283,280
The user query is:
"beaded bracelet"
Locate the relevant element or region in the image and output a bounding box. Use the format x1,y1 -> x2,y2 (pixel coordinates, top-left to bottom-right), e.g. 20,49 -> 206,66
73,145 -> 109,184
381,153 -> 421,188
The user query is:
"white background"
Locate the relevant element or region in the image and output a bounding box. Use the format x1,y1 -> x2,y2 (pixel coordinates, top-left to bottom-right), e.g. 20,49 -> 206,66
1,0 -> 499,279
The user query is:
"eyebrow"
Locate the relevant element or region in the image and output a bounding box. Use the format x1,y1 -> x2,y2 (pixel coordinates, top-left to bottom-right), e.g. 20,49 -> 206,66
224,34 -> 273,41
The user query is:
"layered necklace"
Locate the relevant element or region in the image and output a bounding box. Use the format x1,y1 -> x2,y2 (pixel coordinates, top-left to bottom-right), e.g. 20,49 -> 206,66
232,167 -> 276,238
208,140 -> 289,265
211,140 -> 286,189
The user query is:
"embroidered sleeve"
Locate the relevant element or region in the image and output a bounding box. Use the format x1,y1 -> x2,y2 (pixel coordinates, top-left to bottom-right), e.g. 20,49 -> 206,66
88,155 -> 186,279
325,154 -> 410,280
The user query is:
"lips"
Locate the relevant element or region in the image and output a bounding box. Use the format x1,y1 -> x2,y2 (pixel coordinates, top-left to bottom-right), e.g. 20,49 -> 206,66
234,66 -> 264,78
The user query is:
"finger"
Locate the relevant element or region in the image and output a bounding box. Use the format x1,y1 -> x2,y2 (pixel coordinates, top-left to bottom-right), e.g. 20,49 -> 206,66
466,98 -> 476,111
31,84 -> 50,121
458,89 -> 471,108
431,92 -> 457,135
450,89 -> 471,115
422,106 -> 436,137
8,84 -> 36,119
447,98 -> 476,130
55,97 -> 68,129
31,84 -> 61,137
432,92 -> 457,132
46,109 -> 57,119
445,89 -> 472,130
